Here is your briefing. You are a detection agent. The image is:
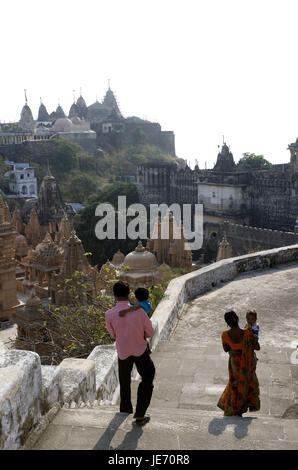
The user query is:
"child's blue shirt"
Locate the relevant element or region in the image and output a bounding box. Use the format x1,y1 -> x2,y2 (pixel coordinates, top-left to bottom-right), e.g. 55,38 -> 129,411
137,300 -> 152,315
251,322 -> 259,340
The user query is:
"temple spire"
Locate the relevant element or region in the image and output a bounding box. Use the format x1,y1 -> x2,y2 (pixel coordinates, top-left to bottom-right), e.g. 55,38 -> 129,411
46,159 -> 52,177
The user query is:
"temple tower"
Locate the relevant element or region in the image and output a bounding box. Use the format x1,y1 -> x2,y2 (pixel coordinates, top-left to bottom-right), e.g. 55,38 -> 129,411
216,232 -> 234,261
12,208 -> 25,235
37,167 -> 65,232
147,214 -> 193,268
102,87 -> 122,117
54,231 -> 100,305
213,143 -> 236,172
54,213 -> 72,247
25,208 -> 42,248
37,100 -> 50,121
19,98 -> 34,132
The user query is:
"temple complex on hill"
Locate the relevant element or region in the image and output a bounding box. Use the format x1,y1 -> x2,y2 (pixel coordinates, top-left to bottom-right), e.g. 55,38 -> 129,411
0,87 -> 175,156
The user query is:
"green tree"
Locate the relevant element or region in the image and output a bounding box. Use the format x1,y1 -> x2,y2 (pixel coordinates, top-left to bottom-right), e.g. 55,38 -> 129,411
238,153 -> 272,169
0,155 -> 10,190
66,174 -> 98,204
75,182 -> 142,267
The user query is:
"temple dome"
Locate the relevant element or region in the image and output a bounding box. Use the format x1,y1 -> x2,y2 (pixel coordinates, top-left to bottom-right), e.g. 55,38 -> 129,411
120,241 -> 159,288
111,249 -> 125,267
25,292 -> 42,311
70,116 -> 82,124
157,263 -> 171,274
123,241 -> 158,272
100,260 -> 117,279
14,234 -> 29,258
52,117 -> 74,132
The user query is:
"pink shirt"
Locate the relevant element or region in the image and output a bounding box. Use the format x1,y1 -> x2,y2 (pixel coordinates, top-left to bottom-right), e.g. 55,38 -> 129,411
105,301 -> 155,360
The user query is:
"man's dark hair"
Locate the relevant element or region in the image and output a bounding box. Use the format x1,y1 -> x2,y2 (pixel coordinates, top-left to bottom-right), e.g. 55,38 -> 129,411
224,310 -> 239,327
113,281 -> 130,298
135,287 -> 149,301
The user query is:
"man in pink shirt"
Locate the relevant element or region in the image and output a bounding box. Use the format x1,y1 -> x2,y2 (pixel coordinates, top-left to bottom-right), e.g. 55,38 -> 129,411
105,281 -> 155,425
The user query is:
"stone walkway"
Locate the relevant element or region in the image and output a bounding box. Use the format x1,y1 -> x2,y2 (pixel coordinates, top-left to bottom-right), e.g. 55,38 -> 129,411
32,262 -> 298,450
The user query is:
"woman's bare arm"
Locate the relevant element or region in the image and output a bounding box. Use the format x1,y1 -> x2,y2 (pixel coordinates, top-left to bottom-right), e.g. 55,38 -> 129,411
222,342 -> 231,352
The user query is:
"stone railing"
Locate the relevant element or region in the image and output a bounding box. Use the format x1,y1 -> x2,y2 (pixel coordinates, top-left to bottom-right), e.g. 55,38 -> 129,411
1,244 -> 298,449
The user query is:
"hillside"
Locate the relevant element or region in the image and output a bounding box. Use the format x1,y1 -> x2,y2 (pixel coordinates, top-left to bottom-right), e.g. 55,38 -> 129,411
0,139 -> 181,205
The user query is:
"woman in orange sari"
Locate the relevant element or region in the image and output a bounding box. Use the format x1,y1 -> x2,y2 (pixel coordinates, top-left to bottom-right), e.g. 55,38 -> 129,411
217,311 -> 260,417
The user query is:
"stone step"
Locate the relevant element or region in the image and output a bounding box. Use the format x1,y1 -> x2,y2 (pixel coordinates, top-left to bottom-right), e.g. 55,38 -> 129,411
128,377 -> 295,418
31,404 -> 298,450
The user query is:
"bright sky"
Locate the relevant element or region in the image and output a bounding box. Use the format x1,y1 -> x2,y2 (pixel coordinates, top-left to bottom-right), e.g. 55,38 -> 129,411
1,0 -> 297,168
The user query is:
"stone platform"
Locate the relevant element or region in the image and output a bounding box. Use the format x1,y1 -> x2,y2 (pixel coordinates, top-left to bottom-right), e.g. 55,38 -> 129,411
31,262 -> 298,450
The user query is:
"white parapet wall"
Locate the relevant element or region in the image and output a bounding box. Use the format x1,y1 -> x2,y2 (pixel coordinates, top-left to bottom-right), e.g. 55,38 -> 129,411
0,350 -> 42,450
1,244 -> 298,449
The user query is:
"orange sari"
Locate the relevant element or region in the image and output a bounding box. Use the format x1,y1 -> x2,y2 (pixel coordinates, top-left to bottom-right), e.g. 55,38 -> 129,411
217,328 -> 260,416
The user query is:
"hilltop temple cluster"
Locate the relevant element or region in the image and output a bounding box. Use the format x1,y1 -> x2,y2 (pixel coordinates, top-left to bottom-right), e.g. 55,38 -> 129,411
0,87 -> 175,155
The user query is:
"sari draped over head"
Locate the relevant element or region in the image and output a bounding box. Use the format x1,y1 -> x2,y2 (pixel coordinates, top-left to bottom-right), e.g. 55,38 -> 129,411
217,328 -> 260,416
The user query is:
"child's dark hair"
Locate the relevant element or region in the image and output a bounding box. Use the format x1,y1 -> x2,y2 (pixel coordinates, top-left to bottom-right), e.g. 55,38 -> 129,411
246,309 -> 257,320
135,287 -> 149,301
113,281 -> 130,298
224,311 -> 239,327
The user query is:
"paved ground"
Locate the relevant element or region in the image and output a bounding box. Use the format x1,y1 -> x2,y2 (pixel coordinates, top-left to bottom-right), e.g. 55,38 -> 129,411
31,262 -> 298,450
0,324 -> 17,349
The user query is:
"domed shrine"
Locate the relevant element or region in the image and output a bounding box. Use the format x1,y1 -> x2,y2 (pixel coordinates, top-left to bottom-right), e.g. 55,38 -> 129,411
111,249 -> 125,267
119,241 -> 159,288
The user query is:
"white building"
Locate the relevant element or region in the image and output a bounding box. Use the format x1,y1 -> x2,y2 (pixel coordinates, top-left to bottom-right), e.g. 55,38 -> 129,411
4,162 -> 37,198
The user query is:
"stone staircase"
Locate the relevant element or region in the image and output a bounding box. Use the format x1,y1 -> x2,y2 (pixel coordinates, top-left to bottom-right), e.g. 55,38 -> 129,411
26,261 -> 298,450
30,340 -> 298,450
31,404 -> 298,450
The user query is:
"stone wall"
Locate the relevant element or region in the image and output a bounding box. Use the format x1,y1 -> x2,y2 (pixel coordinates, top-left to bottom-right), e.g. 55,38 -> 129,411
221,222 -> 298,256
250,172 -> 297,231
137,163 -> 198,207
137,163 -> 298,232
0,350 -> 42,450
1,243 -> 298,449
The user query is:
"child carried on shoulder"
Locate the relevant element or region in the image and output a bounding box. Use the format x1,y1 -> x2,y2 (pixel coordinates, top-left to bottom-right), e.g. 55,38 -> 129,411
119,287 -> 152,353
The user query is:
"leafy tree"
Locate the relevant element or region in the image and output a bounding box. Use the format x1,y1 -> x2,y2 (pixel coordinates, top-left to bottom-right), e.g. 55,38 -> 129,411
66,174 -> 98,204
12,270 -> 115,365
238,153 -> 272,169
75,182 -> 142,267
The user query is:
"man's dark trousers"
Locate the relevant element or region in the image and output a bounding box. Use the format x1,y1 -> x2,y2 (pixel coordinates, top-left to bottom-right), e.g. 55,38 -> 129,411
118,348 -> 155,417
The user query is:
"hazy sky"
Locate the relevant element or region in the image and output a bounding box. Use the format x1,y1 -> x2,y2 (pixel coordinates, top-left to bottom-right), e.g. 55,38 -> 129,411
1,0 -> 298,168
